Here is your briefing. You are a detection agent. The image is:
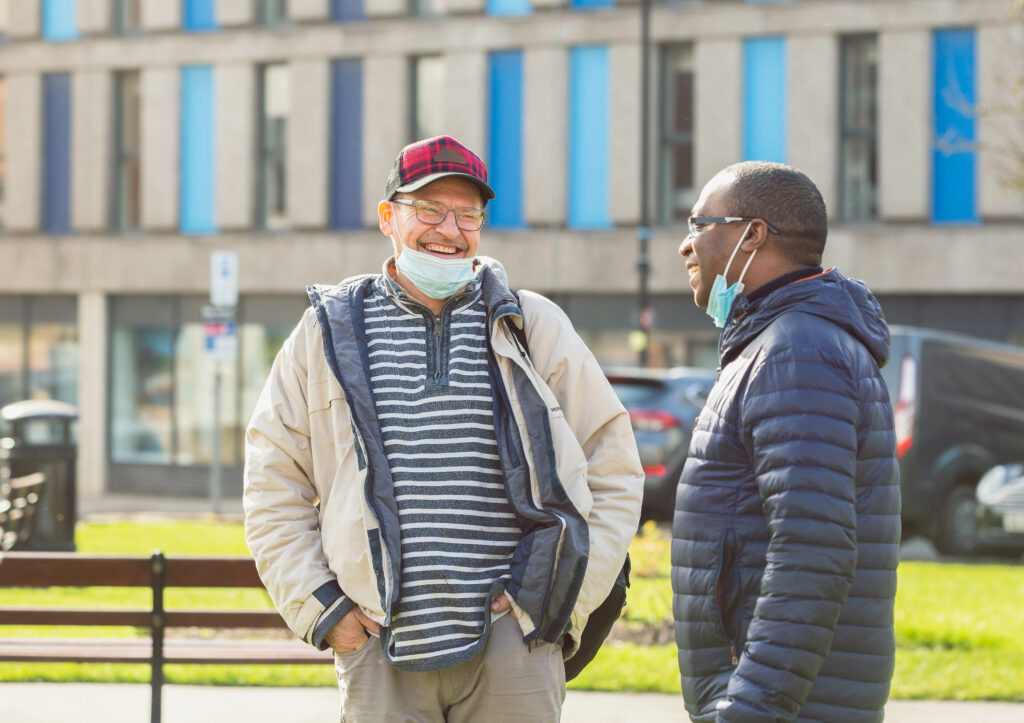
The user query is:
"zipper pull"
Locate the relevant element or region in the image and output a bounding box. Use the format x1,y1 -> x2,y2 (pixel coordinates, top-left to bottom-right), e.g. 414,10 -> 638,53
730,643 -> 739,666
434,316 -> 441,336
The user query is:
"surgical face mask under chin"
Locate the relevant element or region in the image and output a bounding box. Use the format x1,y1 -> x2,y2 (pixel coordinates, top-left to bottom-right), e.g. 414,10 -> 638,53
705,221 -> 757,328
392,209 -> 476,300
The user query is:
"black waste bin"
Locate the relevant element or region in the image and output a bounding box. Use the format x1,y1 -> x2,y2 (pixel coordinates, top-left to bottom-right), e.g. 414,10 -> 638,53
0,400 -> 78,551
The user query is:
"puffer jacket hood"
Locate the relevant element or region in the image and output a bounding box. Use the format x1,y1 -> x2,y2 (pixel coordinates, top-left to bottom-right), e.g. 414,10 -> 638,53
721,268 -> 891,370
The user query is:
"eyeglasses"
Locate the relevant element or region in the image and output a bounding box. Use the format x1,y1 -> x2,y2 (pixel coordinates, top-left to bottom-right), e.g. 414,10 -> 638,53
391,198 -> 487,232
687,216 -> 781,238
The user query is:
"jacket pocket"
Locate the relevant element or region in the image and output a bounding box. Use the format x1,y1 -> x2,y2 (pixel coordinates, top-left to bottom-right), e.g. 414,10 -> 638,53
308,378 -> 343,414
714,530 -> 741,662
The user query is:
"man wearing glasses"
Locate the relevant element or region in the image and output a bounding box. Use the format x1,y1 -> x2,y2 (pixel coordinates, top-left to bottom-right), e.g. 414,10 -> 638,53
244,136 -> 643,721
672,161 -> 900,722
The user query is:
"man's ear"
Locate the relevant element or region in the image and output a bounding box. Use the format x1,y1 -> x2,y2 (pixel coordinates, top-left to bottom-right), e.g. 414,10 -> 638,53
741,220 -> 771,253
378,200 -> 394,235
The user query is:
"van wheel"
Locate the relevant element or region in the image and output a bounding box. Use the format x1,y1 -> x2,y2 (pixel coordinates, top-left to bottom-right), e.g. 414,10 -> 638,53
935,484 -> 979,556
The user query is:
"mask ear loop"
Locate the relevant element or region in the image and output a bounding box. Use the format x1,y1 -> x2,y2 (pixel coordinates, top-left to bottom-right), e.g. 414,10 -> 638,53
722,221 -> 756,284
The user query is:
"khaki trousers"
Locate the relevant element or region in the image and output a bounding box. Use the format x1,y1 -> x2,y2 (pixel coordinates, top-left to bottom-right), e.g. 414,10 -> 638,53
334,613 -> 566,722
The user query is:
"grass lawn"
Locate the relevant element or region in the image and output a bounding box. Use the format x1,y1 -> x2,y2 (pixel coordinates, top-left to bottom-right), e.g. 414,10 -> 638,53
1,519 -> 1023,701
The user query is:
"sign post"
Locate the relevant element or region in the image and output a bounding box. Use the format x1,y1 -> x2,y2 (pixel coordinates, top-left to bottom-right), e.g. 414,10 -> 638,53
205,251 -> 238,515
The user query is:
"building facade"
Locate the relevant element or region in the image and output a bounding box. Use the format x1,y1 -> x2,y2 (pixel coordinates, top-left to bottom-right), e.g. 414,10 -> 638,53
0,0 -> 1022,501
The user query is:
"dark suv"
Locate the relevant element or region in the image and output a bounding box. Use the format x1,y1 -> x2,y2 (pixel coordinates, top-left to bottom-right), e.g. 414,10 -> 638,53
881,326 -> 1024,555
605,366 -> 716,518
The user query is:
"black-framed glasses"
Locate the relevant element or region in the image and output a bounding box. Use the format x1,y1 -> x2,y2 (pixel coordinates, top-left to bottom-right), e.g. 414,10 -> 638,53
687,216 -> 781,237
392,198 -> 487,232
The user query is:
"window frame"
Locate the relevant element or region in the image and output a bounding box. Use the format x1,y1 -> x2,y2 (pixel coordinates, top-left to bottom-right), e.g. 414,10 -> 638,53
656,42 -> 695,226
837,32 -> 879,223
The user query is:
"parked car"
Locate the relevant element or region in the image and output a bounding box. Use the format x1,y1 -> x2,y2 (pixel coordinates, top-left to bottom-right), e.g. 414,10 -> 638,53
881,326 -> 1024,555
605,366 -> 716,518
976,463 -> 1024,551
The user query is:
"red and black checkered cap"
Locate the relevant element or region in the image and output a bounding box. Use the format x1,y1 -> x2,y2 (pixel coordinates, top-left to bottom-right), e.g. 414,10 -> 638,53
385,135 -> 495,203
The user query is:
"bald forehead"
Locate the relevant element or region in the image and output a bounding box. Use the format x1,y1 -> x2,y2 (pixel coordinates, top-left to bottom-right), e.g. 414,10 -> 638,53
694,172 -> 736,214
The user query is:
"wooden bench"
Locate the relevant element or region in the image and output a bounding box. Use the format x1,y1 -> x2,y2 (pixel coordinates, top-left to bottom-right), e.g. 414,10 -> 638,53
0,551 -> 334,723
0,473 -> 46,551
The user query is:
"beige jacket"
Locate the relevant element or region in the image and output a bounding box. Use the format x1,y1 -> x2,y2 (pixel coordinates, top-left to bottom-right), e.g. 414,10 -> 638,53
243,277 -> 643,657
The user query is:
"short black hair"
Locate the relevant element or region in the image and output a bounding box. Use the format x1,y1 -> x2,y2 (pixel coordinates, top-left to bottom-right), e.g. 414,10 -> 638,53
719,161 -> 827,265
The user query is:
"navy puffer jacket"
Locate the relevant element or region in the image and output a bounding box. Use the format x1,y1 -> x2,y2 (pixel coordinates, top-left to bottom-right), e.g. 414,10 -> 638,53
672,269 -> 900,723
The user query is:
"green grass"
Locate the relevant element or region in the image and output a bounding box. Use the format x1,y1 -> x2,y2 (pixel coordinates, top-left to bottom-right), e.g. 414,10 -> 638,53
2,520 -> 1024,700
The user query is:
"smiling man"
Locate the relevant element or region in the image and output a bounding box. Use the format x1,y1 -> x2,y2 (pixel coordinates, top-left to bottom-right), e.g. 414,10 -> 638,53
672,162 -> 901,722
244,136 -> 643,721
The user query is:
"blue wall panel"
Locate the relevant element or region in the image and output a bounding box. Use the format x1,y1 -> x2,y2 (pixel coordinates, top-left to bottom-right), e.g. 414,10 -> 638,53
330,59 -> 364,229
743,36 -> 787,163
488,0 -> 532,16
571,0 -> 613,8
933,29 -> 978,223
568,45 -> 611,229
42,0 -> 79,41
183,0 -> 218,31
43,74 -> 72,234
488,51 -> 524,228
331,0 -> 365,20
180,65 -> 217,234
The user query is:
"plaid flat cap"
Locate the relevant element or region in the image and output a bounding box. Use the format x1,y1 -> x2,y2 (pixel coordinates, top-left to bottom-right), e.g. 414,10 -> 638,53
385,136 -> 495,203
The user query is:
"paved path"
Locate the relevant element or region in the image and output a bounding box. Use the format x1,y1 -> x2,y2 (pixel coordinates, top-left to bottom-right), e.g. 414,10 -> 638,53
3,684 -> 1023,722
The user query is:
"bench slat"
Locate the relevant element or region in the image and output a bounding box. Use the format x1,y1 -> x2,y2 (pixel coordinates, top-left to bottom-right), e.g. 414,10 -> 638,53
0,638 -> 335,665
0,553 -> 151,587
0,608 -> 287,629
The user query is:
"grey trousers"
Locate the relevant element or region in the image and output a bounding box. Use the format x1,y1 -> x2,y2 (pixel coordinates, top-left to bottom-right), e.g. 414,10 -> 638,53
334,613 -> 566,722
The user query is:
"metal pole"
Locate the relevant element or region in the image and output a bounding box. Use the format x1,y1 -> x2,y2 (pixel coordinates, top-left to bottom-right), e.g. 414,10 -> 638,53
637,0 -> 653,367
150,551 -> 166,723
210,364 -> 222,516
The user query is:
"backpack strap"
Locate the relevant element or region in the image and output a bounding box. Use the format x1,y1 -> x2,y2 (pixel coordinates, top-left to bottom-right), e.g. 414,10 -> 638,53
503,290 -> 531,360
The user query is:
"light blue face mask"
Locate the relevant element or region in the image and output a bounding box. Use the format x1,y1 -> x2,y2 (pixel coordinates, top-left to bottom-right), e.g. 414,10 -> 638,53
394,242 -> 477,300
705,221 -> 757,328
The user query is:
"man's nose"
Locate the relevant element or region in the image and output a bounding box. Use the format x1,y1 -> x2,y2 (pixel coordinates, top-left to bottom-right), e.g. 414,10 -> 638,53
437,209 -> 461,237
679,235 -> 693,257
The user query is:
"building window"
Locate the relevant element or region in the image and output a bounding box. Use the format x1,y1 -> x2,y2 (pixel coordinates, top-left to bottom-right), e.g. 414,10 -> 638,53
838,35 -> 878,223
183,0 -> 218,32
43,73 -> 72,234
331,0 -> 364,21
487,0 -> 531,15
0,296 -> 78,412
933,28 -> 978,224
329,59 -> 363,229
488,50 -> 525,228
568,45 -> 611,229
256,63 -> 289,230
180,65 -> 217,234
0,76 -> 6,230
409,0 -> 443,17
112,71 -> 141,231
108,294 -> 306,492
743,36 -> 787,163
410,55 -> 444,142
658,43 -> 695,225
257,0 -> 288,25
42,0 -> 79,42
113,0 -> 142,34
0,0 -> 10,41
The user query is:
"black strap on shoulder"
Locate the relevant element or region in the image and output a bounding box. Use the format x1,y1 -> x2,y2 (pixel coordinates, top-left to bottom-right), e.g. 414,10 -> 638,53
504,290 -> 531,359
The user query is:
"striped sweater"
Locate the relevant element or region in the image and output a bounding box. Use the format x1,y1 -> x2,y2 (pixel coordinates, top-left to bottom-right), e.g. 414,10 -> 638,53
365,275 -> 522,671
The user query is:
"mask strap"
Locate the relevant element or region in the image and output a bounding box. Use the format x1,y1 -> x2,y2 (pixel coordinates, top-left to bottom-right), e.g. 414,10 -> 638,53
722,221 -> 754,282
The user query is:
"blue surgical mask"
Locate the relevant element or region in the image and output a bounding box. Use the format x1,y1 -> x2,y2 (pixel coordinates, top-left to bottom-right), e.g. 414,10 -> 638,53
705,221 -> 757,328
395,244 -> 476,300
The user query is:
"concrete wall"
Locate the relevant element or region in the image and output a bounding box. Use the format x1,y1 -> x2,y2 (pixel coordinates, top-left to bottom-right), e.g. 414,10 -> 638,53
76,291 -> 108,501
788,33 -> 839,217
218,0 -> 256,26
878,29 -> 931,221
443,50 -> 487,158
609,42 -> 641,226
4,74 -> 42,231
8,0 -> 41,40
78,0 -> 113,36
215,63 -> 256,229
523,47 -> 567,227
362,54 -> 409,225
977,23 -> 1024,220
694,38 -> 742,188
71,70 -> 112,231
288,59 -> 330,229
140,66 -> 180,229
142,0 -> 181,32
290,0 -> 331,22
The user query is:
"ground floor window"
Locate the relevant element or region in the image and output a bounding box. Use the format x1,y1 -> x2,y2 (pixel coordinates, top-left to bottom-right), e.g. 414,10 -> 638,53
0,296 -> 78,414
108,295 -> 306,493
